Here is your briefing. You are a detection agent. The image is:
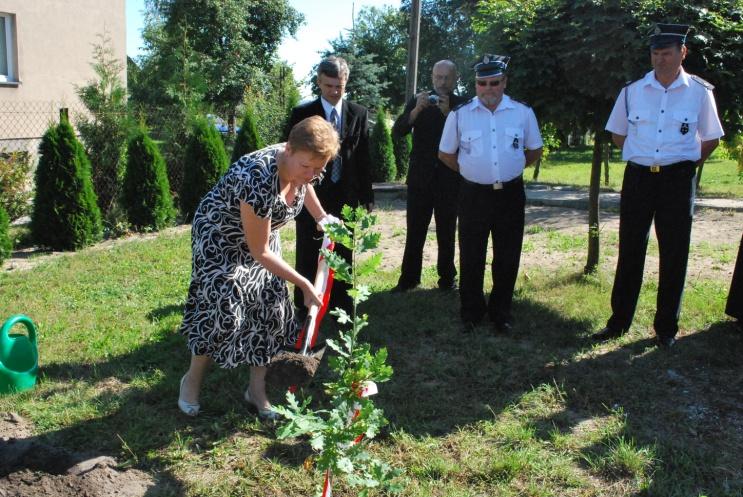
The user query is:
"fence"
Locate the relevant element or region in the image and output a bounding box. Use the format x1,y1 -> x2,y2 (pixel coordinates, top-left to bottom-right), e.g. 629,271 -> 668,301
0,101 -> 190,222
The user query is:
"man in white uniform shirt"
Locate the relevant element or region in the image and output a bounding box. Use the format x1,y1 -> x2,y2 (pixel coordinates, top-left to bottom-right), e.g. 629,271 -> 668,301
593,24 -> 724,348
439,54 -> 543,334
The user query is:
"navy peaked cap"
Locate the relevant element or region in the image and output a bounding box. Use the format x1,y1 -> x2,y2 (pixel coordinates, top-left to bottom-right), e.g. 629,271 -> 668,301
472,54 -> 510,78
649,23 -> 689,48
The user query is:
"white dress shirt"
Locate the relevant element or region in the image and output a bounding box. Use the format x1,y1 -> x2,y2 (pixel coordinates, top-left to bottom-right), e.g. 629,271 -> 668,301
605,68 -> 724,166
439,95 -> 543,184
320,97 -> 343,130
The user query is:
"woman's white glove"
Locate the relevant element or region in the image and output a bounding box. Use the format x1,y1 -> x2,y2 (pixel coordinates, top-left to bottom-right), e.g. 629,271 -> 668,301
317,214 -> 342,231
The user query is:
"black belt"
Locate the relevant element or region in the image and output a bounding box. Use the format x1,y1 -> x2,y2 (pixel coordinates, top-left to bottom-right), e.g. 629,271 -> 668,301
627,160 -> 695,173
462,175 -> 523,191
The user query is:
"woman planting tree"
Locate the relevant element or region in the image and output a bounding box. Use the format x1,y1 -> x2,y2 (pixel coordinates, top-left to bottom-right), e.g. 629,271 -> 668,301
177,116 -> 340,420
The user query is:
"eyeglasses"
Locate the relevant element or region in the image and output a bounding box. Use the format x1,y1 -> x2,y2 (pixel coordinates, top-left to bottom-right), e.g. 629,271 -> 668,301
476,79 -> 504,87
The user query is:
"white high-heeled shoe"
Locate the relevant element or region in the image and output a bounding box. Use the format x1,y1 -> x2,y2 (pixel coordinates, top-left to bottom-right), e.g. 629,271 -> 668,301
244,390 -> 279,421
178,374 -> 200,416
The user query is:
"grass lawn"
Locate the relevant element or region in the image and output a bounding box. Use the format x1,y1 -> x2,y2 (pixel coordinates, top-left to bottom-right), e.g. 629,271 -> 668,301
527,146 -> 743,198
0,217 -> 741,496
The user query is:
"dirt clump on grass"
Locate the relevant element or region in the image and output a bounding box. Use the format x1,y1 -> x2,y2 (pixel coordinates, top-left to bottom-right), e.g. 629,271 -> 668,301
0,412 -> 157,497
268,348 -> 325,392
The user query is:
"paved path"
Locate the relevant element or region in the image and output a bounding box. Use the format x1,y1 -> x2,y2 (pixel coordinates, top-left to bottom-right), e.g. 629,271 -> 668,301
374,182 -> 743,212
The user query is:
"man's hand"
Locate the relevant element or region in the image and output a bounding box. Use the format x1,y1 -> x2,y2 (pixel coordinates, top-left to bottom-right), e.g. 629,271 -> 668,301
409,92 -> 434,124
437,94 -> 451,116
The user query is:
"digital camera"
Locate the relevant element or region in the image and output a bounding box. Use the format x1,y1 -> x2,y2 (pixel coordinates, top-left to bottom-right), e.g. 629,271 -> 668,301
427,94 -> 439,105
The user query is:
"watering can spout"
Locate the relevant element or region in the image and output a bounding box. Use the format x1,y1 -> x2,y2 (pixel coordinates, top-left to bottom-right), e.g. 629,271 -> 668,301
0,315 -> 39,395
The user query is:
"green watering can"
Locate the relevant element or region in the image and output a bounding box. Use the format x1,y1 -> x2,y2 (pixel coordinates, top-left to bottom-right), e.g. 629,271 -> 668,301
0,315 -> 39,394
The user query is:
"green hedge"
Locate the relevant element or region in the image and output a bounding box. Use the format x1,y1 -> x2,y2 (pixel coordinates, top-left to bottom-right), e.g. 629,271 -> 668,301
231,105 -> 265,164
31,119 -> 102,250
0,205 -> 11,265
370,109 -> 396,182
123,127 -> 176,231
392,132 -> 412,181
179,116 -> 229,222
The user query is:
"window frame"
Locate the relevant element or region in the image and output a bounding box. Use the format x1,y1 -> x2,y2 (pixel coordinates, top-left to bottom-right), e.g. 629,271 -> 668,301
0,12 -> 17,84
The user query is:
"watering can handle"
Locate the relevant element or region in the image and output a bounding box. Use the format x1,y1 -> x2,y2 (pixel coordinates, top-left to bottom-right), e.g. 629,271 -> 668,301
1,315 -> 37,348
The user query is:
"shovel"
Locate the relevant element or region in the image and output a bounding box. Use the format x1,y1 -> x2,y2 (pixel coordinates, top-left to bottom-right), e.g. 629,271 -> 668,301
267,234 -> 335,390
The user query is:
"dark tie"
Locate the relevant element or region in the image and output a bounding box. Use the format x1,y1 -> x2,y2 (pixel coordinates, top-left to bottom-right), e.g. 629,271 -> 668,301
330,108 -> 342,183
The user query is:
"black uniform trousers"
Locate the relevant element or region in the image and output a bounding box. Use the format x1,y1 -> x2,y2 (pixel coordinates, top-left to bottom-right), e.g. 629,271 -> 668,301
607,161 -> 696,338
726,233 -> 743,321
294,181 -> 353,317
398,168 -> 460,288
458,177 -> 525,325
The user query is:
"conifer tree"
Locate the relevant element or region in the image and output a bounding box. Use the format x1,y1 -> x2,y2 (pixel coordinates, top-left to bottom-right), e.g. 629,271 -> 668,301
123,126 -> 176,230
369,109 -> 396,182
0,205 -> 11,265
31,119 -> 103,250
180,116 -> 229,221
392,132 -> 411,181
231,105 -> 265,164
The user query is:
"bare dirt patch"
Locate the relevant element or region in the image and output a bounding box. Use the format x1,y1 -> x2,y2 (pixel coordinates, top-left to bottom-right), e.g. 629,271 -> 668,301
0,412 -> 158,497
373,193 -> 743,279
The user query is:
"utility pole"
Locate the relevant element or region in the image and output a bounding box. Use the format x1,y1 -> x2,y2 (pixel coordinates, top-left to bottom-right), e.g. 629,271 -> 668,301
405,0 -> 422,101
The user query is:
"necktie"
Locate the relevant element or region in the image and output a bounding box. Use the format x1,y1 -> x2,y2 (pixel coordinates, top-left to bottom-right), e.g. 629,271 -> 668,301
330,108 -> 342,183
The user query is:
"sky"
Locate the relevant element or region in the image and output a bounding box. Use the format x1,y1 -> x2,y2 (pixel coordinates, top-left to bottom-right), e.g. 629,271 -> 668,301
126,0 -> 402,96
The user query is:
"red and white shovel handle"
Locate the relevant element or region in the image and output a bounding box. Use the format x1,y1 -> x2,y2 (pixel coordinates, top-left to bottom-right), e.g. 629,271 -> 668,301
296,234 -> 335,355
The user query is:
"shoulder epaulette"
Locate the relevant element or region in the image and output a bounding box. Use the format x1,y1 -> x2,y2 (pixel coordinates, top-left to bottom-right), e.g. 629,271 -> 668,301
690,74 -> 715,90
511,98 -> 531,109
451,97 -> 474,112
623,77 -> 642,118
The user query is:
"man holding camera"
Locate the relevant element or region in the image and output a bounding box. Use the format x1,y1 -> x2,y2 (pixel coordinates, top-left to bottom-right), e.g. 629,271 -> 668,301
391,60 -> 467,292
439,54 -> 543,334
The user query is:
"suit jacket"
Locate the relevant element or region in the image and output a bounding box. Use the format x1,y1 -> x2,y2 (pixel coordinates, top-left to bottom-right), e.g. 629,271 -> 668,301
392,92 -> 467,190
286,98 -> 374,211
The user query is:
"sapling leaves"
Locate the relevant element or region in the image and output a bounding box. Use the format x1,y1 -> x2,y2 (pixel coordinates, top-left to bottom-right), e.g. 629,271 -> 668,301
277,205 -> 400,494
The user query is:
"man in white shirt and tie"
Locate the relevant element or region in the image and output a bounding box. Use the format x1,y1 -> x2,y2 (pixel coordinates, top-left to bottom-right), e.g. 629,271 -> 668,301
286,56 -> 374,318
593,23 -> 724,348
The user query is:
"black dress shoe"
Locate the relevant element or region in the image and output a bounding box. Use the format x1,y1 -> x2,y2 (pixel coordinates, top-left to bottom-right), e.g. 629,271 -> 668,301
438,280 -> 458,291
462,322 -> 476,334
391,282 -> 417,293
656,336 -> 676,349
591,326 -> 626,341
493,321 -> 513,334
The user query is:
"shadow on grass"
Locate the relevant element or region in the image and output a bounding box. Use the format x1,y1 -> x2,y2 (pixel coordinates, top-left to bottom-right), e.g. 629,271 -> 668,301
6,282 -> 742,495
349,286 -> 594,436
2,308 -> 278,495
528,319 -> 743,495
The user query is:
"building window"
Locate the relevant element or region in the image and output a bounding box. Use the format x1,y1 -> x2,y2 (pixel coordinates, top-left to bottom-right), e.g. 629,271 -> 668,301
0,13 -> 17,83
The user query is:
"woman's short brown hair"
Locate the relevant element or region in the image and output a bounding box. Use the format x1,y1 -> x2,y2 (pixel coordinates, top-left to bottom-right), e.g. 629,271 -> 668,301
287,115 -> 340,162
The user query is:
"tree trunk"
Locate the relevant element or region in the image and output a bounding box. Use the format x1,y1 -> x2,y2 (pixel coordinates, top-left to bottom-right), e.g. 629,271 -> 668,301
533,157 -> 541,180
696,163 -> 704,188
228,109 -> 237,136
585,133 -> 603,273
603,141 -> 610,186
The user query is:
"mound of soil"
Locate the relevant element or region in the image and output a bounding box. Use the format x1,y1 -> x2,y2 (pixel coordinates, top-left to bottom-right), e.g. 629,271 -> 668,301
0,412 -> 156,497
267,348 -> 324,392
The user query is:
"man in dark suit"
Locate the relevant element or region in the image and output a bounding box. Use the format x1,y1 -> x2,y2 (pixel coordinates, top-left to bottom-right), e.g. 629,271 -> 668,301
286,56 -> 374,316
392,60 -> 465,292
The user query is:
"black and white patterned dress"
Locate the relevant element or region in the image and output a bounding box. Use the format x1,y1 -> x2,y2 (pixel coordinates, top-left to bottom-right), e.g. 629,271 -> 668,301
180,145 -> 304,368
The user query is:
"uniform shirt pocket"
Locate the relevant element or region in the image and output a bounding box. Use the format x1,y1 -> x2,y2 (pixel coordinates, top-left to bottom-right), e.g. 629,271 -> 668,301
461,130 -> 483,156
505,127 -> 525,152
672,110 -> 698,137
628,109 -> 650,136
